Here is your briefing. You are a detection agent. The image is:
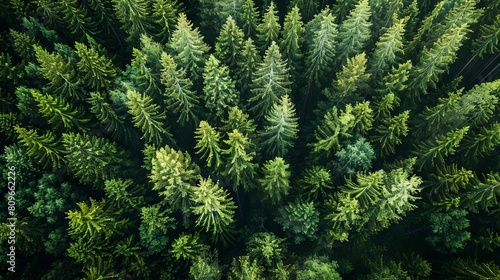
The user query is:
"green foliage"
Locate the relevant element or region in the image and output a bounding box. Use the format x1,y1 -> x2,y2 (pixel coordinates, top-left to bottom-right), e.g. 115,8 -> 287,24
159,52 -> 200,125
168,13 -> 210,82
228,256 -> 264,280
249,41 -> 291,120
189,253 -> 222,280
247,232 -> 287,267
66,198 -> 127,240
460,122 -> 500,159
241,0 -> 258,38
305,9 -> 338,87
443,258 -> 500,279
256,2 -> 280,52
371,110 -> 409,156
111,0 -> 151,43
236,38 -> 260,94
170,233 -> 207,262
259,157 -> 291,204
127,89 -> 171,146
299,165 -> 334,200
104,178 -> 144,209
1,144 -> 38,184
151,0 -> 180,44
296,256 -> 341,280
191,177 -> 237,244
195,121 -> 223,168
260,94 -> 299,158
473,14 -> 500,57
15,126 -> 65,169
280,6 -> 305,76
426,209 -> 471,253
428,164 -> 475,201
275,200 -> 319,244
74,42 -> 116,91
150,145 -> 201,217
139,204 -> 175,255
215,16 -> 245,74
202,55 -> 239,124
222,129 -> 256,190
336,0 -> 372,66
334,137 -> 376,177
463,172 -> 500,213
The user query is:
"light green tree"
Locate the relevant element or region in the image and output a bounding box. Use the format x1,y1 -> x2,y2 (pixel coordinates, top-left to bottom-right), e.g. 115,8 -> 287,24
222,129 -> 256,190
194,121 -> 223,168
228,256 -> 264,280
280,6 -> 305,77
74,42 -> 116,91
371,110 -> 409,156
256,2 -> 280,52
247,232 -> 287,267
259,157 -> 291,204
15,126 -> 65,169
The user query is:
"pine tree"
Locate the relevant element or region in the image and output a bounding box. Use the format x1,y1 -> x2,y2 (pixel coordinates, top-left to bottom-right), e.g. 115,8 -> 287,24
259,157 -> 291,204
34,45 -> 81,100
371,110 -> 409,156
473,14 -> 500,57
275,200 -> 320,244
332,0 -> 358,24
74,42 -> 116,91
32,90 -> 90,132
14,126 -> 65,169
333,137 -> 375,177
111,0 -> 151,44
247,232 -> 287,267
443,258 -> 500,279
228,256 -> 264,280
376,60 -> 412,98
235,38 -> 260,95
427,164 -> 474,200
222,129 -> 256,190
322,52 -> 370,109
336,0 -> 372,67
104,178 -> 144,209
168,13 -> 210,82
249,41 -> 291,120
404,1 -> 444,56
260,94 -> 299,158
463,172 -> 500,212
369,0 -> 403,32
66,198 -> 127,240
194,121 -> 223,169
151,0 -> 180,44
215,16 -> 245,75
189,253 -> 222,280
412,90 -> 462,136
126,90 -> 171,147
240,0 -> 259,38
170,233 -> 207,261
62,132 -> 127,187
222,106 -> 258,141
139,204 -> 175,255
202,55 -> 239,124
159,52 -> 200,125
87,0 -> 125,45
56,0 -> 97,41
296,256 -> 341,280
299,166 -> 334,201
256,2 -> 280,52
412,127 -> 469,170
280,6 -> 305,77
150,145 -> 200,224
191,177 -> 237,244
369,17 -> 406,80
129,47 -> 162,103
459,122 -> 500,159
304,10 -> 338,88
288,0 -> 318,22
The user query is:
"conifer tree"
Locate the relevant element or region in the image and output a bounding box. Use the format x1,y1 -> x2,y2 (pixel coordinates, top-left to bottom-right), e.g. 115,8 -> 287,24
111,0 -> 151,44
168,13 -> 210,82
129,47 -> 162,103
222,129 -> 256,190
126,90 -> 171,147
334,137 -> 375,177
74,42 -> 116,91
249,41 -> 291,120
15,126 -> 65,169
256,2 -> 280,52
151,0 -> 180,44
427,164 -> 474,200
236,38 -> 260,95
139,204 -> 175,255
336,0 -> 372,67
32,90 -> 90,132
259,157 -> 291,204
62,132 -> 127,187
150,145 -> 201,223
170,233 -> 207,262
376,60 -> 412,98
304,10 -> 338,88
228,256 -> 264,280
194,121 -> 223,169
463,172 -> 500,212
404,1 -> 444,56
222,107 -> 258,140
191,177 -> 237,244
260,95 -> 299,158
87,0 -> 125,45
280,6 -> 305,77
159,52 -> 200,125
299,166 -> 334,201
332,0 -> 357,24
288,0 -> 318,22
247,232 -> 287,267
443,258 -> 500,279
34,45 -> 81,100
202,55 -> 239,124
473,14 -> 500,57
275,200 -> 320,244
369,17 -> 406,80
240,0 -> 259,38
56,0 -> 97,41
104,178 -> 144,209
459,122 -> 500,159
371,110 -> 409,156
412,127 -> 469,170
215,16 -> 245,74
296,256 -> 341,280
216,0 -> 245,28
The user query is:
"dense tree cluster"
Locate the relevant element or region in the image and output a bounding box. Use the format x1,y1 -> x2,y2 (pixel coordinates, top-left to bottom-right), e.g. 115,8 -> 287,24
1,0 -> 499,278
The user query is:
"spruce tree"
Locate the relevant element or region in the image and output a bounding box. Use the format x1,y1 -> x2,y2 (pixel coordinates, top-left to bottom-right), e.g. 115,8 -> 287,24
168,13 -> 210,82
15,126 -> 65,169
235,38 -> 260,96
240,0 -> 259,38
275,200 -> 320,244
126,90 -> 171,147
139,204 -> 175,255
215,16 -> 245,75
111,0 -> 151,44
459,122 -> 500,159
249,41 -> 291,120
473,14 -> 500,57
222,129 -> 256,190
159,52 -> 200,125
256,2 -> 280,52
191,177 -> 237,244
74,42 -> 116,91
151,0 -> 180,44
56,0 -> 97,41
336,0 -> 372,67
260,94 -> 299,158
247,232 -> 287,267
280,6 -> 305,78
202,55 -> 239,124
194,121 -> 223,169
259,157 -> 291,204
371,110 -> 409,156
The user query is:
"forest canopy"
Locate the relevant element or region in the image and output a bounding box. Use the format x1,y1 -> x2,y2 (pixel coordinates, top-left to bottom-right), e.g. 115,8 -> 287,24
1,0 -> 500,279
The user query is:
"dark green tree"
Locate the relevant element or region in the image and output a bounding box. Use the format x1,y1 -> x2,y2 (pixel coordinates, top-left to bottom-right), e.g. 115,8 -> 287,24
240,0 -> 259,38
151,0 -> 181,44
371,110 -> 409,156
235,38 -> 260,95
296,256 -> 341,280
280,5 -> 305,77
275,200 -> 320,244
215,16 -> 245,73
247,232 -> 287,267
256,2 -> 280,52
333,137 -> 376,177
74,42 -> 116,91
426,209 -> 471,253
111,0 -> 151,43
259,157 -> 291,204
299,166 -> 334,200
139,204 -> 175,255
473,14 -> 500,57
